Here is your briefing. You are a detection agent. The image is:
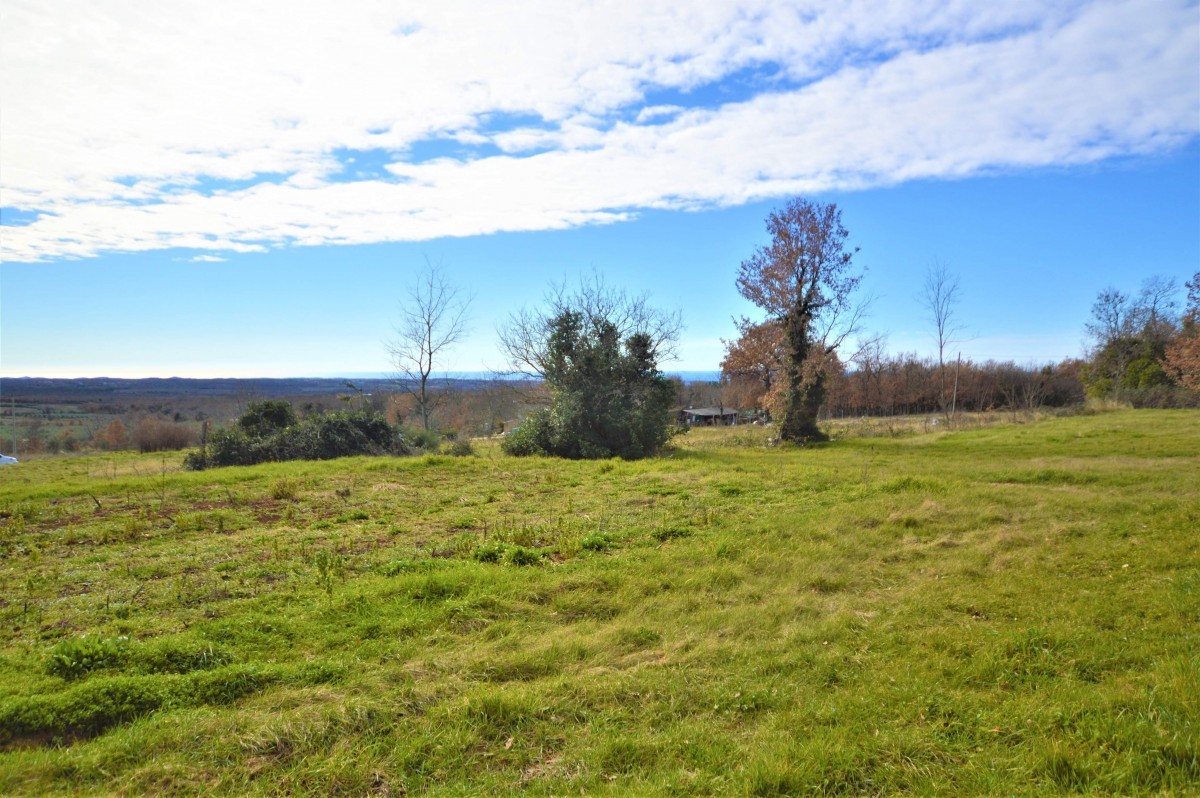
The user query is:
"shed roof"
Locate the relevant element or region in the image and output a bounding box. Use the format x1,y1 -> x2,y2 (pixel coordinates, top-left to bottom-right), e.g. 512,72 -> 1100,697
684,407 -> 739,417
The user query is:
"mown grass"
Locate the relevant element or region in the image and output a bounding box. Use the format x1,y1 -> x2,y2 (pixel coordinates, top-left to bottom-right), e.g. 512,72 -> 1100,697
0,410 -> 1196,795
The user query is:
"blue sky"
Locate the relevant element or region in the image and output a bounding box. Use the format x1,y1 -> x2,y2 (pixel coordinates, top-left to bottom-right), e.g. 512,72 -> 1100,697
1,1 -> 1197,378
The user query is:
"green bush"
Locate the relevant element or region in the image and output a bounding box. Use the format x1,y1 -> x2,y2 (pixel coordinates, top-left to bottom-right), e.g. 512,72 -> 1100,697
400,425 -> 442,453
472,542 -> 508,563
501,310 -> 679,460
580,532 -> 612,551
237,400 -> 296,438
653,524 -> 693,542
185,402 -> 405,469
505,546 -> 541,566
269,476 -> 300,500
46,635 -> 234,681
45,635 -> 129,680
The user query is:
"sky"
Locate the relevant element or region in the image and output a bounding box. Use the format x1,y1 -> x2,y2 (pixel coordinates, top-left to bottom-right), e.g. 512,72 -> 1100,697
1,0 -> 1197,379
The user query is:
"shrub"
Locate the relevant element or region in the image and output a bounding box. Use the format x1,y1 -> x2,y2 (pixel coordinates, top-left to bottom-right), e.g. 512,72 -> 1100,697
581,532 -> 612,552
46,635 -> 234,681
500,303 -> 679,460
237,400 -> 296,438
505,546 -> 541,566
472,542 -> 507,563
128,639 -> 233,675
445,438 -> 476,457
93,418 -> 129,450
132,418 -> 193,453
0,666 -> 277,743
185,403 -> 406,469
45,635 -> 129,680
400,425 -> 441,453
501,411 -> 554,458
654,524 -> 693,542
269,477 -> 300,500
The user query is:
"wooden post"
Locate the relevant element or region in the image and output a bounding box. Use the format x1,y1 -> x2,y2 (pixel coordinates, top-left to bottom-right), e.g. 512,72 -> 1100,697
950,352 -> 961,423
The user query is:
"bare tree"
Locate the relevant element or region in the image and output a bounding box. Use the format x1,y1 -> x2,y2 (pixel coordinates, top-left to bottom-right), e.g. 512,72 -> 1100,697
850,335 -> 889,416
1136,275 -> 1179,347
919,260 -> 964,415
498,271 -> 682,380
387,262 -> 471,431
1085,287 -> 1135,347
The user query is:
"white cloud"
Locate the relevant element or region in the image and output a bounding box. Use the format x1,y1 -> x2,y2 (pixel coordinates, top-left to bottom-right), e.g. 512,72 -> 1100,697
187,254 -> 227,263
1,0 -> 1195,262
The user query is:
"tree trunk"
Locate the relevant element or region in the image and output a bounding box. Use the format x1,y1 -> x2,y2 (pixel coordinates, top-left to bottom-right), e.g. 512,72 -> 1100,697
778,312 -> 828,443
419,373 -> 431,430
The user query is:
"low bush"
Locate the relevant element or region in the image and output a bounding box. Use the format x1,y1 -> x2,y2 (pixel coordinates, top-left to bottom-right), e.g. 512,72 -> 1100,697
445,438 -> 476,457
132,417 -> 193,453
580,531 -> 612,551
400,425 -> 442,453
45,635 -> 129,680
472,542 -> 507,563
499,309 -> 680,460
269,476 -> 300,500
46,635 -> 234,681
128,639 -> 233,675
505,546 -> 542,566
185,402 -> 406,469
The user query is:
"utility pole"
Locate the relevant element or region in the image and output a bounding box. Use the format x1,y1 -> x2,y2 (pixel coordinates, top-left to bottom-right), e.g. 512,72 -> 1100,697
950,352 -> 961,424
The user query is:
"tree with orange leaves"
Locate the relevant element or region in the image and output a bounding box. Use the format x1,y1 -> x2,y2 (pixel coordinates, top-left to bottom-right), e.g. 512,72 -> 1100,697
720,317 -> 784,418
736,198 -> 865,442
1165,272 -> 1200,392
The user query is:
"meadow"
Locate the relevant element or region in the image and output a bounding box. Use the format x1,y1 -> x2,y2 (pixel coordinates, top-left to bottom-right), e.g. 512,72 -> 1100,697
0,410 -> 1196,796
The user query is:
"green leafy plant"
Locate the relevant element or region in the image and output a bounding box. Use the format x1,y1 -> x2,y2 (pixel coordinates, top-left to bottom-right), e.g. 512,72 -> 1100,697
311,549 -> 346,599
45,635 -> 130,680
505,545 -> 541,566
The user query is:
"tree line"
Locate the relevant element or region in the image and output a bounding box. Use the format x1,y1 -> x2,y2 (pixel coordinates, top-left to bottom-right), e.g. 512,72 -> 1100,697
12,196 -> 1194,464
387,196 -> 1197,457
721,200 -> 1200,426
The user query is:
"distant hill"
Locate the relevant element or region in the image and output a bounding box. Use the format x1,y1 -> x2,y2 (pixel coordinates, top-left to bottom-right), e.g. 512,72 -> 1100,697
0,376 -> 416,401
0,372 -> 719,402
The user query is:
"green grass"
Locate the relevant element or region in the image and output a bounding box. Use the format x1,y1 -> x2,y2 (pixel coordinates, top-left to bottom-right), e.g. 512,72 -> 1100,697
0,410 -> 1197,795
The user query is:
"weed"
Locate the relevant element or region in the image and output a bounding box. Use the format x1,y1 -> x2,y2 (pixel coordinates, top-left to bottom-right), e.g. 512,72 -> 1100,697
311,549 -> 346,599
473,542 -> 508,563
580,531 -> 612,552
505,546 -> 541,566
269,477 -> 300,500
654,523 -> 693,542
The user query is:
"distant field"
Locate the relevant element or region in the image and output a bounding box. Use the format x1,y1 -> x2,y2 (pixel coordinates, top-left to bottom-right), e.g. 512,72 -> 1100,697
0,411 -> 1196,795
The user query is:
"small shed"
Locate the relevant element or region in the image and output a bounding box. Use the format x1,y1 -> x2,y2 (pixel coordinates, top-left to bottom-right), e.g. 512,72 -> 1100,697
681,406 -> 740,426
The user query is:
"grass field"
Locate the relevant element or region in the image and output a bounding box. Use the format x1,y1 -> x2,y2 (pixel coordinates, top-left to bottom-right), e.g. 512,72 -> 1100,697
0,410 -> 1197,796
